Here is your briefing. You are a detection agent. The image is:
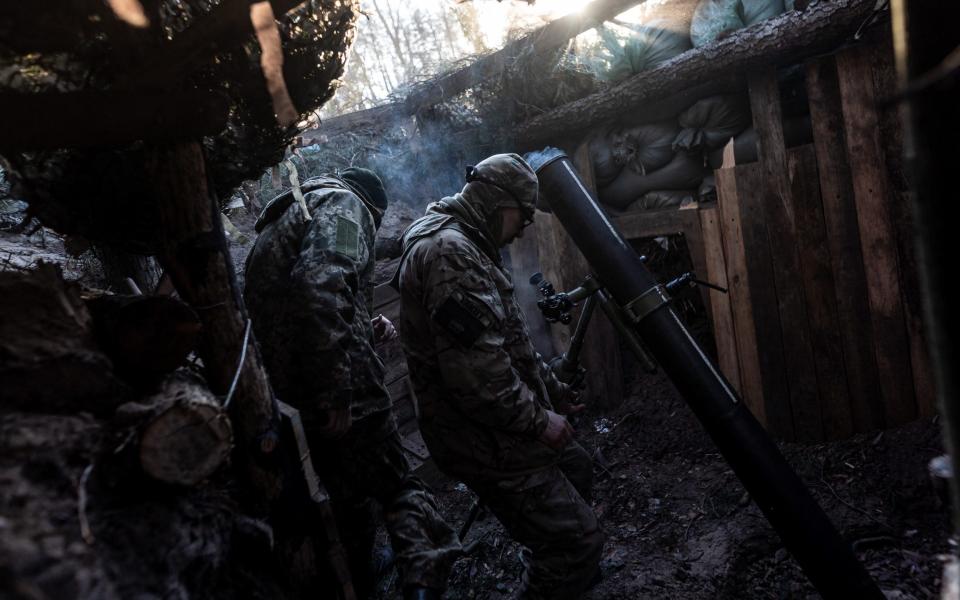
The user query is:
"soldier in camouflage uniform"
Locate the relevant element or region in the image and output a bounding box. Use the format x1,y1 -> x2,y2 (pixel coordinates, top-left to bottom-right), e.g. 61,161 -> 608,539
395,154 -> 604,599
244,168 -> 461,600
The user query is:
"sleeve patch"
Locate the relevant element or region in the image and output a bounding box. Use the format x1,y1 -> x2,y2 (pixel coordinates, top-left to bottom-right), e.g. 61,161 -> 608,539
433,291 -> 494,347
334,215 -> 360,259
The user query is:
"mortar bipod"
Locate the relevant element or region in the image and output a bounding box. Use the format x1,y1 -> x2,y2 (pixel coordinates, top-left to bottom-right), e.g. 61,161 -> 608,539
530,273 -> 658,379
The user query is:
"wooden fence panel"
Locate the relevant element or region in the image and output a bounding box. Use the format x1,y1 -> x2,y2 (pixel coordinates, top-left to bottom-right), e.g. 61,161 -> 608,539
836,46 -> 917,426
805,56 -> 886,432
789,144 -> 852,439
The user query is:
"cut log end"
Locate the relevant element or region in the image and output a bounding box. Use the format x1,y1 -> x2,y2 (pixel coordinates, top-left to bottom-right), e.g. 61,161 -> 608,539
138,375 -> 233,486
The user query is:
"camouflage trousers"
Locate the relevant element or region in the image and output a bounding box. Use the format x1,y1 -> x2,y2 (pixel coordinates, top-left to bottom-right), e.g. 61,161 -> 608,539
304,409 -> 461,596
464,442 -> 604,600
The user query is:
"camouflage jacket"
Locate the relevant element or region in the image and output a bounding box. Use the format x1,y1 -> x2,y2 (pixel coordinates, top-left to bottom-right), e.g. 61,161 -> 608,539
244,176 -> 390,420
396,197 -> 569,479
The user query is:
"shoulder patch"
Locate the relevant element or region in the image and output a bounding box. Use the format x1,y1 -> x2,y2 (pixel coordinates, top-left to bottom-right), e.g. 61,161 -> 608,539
433,290 -> 494,347
334,215 -> 360,259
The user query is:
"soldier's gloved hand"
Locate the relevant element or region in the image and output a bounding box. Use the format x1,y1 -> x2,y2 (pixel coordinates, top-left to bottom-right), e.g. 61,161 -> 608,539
317,407 -> 353,439
372,314 -> 398,343
539,409 -> 575,450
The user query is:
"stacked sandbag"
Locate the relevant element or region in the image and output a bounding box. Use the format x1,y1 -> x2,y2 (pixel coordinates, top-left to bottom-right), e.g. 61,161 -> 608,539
690,0 -> 786,47
598,151 -> 707,210
705,114 -> 814,167
673,95 -> 752,153
602,19 -> 692,83
612,120 -> 680,176
589,131 -> 624,187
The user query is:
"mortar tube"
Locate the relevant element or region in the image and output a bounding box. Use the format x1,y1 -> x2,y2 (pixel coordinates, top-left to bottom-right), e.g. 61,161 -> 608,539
535,154 -> 882,599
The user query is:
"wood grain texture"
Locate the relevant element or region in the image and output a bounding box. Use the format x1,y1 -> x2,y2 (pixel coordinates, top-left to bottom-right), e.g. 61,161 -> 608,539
805,55 -> 885,432
836,45 -> 917,426
699,205 -> 742,395
749,69 -> 821,441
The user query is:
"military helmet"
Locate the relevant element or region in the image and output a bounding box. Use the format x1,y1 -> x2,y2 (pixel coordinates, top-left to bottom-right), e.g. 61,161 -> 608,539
465,153 -> 538,220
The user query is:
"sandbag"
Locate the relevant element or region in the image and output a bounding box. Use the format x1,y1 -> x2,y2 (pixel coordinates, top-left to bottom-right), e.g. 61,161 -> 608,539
589,133 -> 623,187
690,0 -> 786,47
707,114 -> 813,165
599,151 -> 708,209
673,95 -> 751,153
628,189 -> 697,211
740,0 -> 786,25
611,120 -> 680,176
690,0 -> 743,47
605,20 -> 692,82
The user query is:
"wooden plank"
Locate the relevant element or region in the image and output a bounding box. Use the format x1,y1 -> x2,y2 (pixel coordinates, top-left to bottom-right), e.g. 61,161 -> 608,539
402,0 -> 645,113
836,45 -> 917,426
571,141 -> 624,409
699,204 -> 742,395
679,206 -> 714,325
789,144 -> 853,439
748,68 -> 822,441
612,208 -> 691,240
715,166 -> 769,427
734,163 -> 796,438
805,55 -> 885,432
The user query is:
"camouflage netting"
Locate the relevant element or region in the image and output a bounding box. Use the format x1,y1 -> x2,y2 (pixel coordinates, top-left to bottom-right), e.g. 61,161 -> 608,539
0,0 -> 356,252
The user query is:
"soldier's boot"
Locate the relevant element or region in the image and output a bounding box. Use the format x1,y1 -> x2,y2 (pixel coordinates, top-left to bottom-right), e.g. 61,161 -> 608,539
403,586 -> 442,600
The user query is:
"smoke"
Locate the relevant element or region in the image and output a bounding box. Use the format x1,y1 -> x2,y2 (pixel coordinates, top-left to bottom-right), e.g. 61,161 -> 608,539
523,146 -> 566,172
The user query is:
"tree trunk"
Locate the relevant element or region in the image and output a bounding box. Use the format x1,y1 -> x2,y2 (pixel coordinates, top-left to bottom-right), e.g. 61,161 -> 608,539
116,373 -> 233,486
515,0 -> 878,149
145,141 -> 282,508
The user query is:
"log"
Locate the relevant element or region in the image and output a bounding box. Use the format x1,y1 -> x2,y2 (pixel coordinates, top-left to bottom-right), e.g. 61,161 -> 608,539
118,374 -> 233,486
146,141 -> 282,506
0,263 -> 126,414
402,0 -> 646,113
516,0 -> 877,149
86,294 -> 202,386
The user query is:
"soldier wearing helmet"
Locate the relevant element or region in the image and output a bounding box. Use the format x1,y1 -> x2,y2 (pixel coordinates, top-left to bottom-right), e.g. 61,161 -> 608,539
395,153 -> 604,599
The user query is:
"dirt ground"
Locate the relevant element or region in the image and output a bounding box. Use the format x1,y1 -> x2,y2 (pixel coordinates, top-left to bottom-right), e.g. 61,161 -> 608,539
394,368 -> 949,600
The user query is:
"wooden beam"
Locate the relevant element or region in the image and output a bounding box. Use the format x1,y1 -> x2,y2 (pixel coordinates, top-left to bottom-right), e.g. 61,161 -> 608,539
749,67 -> 822,442
789,144 -> 853,440
715,165 -> 768,426
699,205 -> 741,397
516,0 -> 876,149
0,91 -> 229,151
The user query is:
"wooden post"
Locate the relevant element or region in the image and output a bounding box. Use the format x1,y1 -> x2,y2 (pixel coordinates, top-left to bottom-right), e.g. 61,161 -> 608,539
805,55 -> 886,432
570,142 -> 624,409
835,46 -> 918,426
748,67 -> 822,441
698,205 -> 742,397
714,164 -> 770,428
146,141 -> 282,507
788,145 -> 853,439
